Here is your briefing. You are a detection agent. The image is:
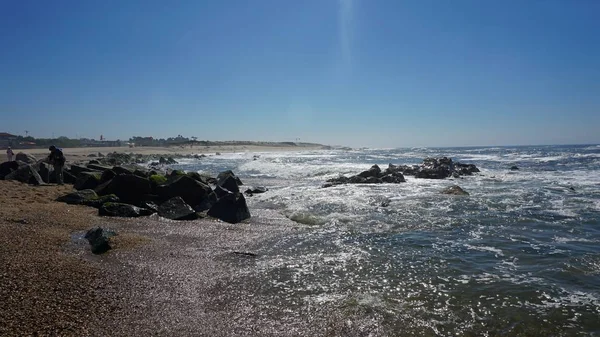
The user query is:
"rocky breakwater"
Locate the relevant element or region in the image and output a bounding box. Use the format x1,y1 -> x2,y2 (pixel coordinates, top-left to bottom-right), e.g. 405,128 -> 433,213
323,157 -> 480,187
54,163 -> 251,224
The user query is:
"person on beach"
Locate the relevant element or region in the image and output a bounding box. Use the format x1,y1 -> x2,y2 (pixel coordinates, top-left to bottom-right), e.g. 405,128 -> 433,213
46,145 -> 66,184
6,147 -> 14,162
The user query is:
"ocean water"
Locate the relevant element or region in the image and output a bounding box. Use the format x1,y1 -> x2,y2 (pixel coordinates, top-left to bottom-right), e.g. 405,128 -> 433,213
172,145 -> 600,336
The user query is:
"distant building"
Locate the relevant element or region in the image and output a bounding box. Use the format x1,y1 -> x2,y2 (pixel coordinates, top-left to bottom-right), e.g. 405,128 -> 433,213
0,132 -> 17,148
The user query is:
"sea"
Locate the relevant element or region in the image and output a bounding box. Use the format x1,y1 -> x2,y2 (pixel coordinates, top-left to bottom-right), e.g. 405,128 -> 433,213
171,144 -> 600,336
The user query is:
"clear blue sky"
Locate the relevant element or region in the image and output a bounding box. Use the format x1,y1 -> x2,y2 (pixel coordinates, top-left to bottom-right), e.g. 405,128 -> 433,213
1,0 -> 599,147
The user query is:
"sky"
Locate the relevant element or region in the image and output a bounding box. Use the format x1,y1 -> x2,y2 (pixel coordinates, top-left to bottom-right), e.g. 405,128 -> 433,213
0,0 -> 599,148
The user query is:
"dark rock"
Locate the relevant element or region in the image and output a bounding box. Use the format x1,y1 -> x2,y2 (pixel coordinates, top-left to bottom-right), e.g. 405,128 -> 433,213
56,190 -> 98,204
454,163 -> 480,175
217,170 -> 243,186
87,163 -> 112,172
244,186 -> 268,195
133,168 -> 150,178
74,171 -> 102,190
357,165 -> 382,178
83,194 -> 120,208
84,227 -> 114,254
112,166 -> 133,175
88,160 -> 100,165
158,196 -> 198,220
157,175 -> 212,208
63,170 -> 77,184
87,154 -> 97,158
365,176 -> 383,184
214,185 -> 232,199
5,164 -> 44,185
510,165 -> 519,170
195,191 -> 218,212
348,176 -> 367,184
99,202 -> 154,217
96,174 -> 152,204
218,175 -> 240,194
0,161 -> 19,179
70,165 -> 95,177
381,174 -> 406,183
207,193 -> 251,224
15,152 -> 37,164
441,185 -> 469,195
139,201 -> 159,212
100,170 -> 117,184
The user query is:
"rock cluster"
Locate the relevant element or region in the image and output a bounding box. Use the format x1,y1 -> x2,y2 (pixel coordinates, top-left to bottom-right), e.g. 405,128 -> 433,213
53,164 -> 251,224
324,157 -> 480,187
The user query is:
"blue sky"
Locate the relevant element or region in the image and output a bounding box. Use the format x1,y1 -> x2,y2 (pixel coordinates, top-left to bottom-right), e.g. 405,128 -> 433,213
0,0 -> 599,147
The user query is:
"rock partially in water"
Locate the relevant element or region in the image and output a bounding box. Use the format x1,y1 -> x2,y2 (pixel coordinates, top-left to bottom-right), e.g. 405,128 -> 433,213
207,193 -> 251,224
510,165 -> 519,170
441,185 -> 469,195
84,227 -> 115,254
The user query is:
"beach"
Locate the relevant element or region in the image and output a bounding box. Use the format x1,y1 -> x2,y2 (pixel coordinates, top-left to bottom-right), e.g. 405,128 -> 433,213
2,145 -> 599,336
17,144 -> 325,163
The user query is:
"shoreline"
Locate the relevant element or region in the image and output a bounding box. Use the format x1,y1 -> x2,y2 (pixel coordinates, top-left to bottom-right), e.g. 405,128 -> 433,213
17,144 -> 326,163
0,179 -> 334,336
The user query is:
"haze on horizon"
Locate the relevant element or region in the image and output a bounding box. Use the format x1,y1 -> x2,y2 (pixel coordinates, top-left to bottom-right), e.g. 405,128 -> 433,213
1,0 -> 599,148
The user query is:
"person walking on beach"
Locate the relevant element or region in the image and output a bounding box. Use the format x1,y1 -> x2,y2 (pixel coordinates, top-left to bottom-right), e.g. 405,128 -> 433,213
6,147 -> 14,162
47,145 -> 66,184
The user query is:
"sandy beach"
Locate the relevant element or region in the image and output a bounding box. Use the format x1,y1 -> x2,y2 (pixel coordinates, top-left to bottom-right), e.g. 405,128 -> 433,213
0,180 -> 289,336
18,144 -> 325,163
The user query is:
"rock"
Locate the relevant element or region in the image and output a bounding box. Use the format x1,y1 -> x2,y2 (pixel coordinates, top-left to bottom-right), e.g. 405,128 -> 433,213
15,152 -> 37,164
185,171 -> 215,185
63,170 -> 77,184
217,170 -> 243,186
96,174 -> 152,204
56,190 -> 98,204
244,186 -> 268,195
454,163 -> 480,175
87,153 -> 97,158
158,196 -> 198,220
69,165 -> 96,177
157,175 -> 212,208
218,175 -> 240,194
195,191 -> 218,212
441,185 -> 469,195
99,202 -> 154,217
5,164 -> 44,185
381,174 -> 406,183
207,193 -> 251,224
510,165 -> 519,170
139,201 -> 159,212
0,161 -> 19,179
88,160 -> 100,165
365,176 -> 383,184
84,227 -> 114,254
112,166 -> 133,175
100,170 -> 117,184
74,171 -> 102,190
357,165 -> 382,178
87,163 -> 112,172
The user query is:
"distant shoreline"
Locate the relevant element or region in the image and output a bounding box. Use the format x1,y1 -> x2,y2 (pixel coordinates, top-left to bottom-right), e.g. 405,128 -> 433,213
17,143 -> 327,162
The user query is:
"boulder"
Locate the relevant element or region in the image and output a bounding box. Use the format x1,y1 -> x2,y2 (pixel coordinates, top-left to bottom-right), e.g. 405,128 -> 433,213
217,170 -> 243,186
207,193 -> 251,224
441,185 -> 469,195
84,227 -> 114,254
5,164 -> 44,185
87,163 -> 112,172
158,196 -> 198,220
157,175 -> 212,208
218,175 -> 240,194
357,165 -> 381,178
56,189 -> 98,204
100,170 -> 117,184
195,191 -> 218,212
99,202 -> 154,217
454,163 -> 480,175
74,171 -> 102,190
96,174 -> 152,204
244,186 -> 268,195
0,161 -> 19,179
510,165 -> 519,171
83,194 -> 120,208
381,174 -> 406,183
69,165 -> 95,177
139,201 -> 159,213
112,166 -> 133,175
63,170 -> 77,184
15,152 -> 37,164
133,168 -> 150,178
185,171 -> 215,185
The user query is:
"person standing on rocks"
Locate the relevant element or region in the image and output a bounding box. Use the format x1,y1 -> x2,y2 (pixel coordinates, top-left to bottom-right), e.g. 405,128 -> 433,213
6,147 -> 14,162
47,145 -> 66,185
